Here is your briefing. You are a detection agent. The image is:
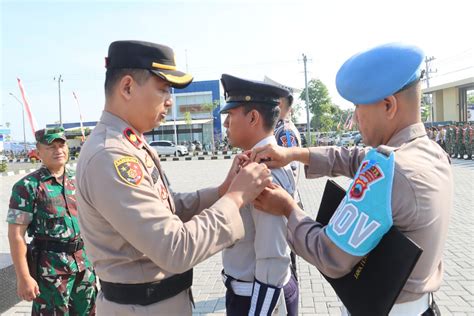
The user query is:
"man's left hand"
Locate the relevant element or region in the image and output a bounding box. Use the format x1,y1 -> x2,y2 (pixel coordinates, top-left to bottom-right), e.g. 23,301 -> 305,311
253,183 -> 298,218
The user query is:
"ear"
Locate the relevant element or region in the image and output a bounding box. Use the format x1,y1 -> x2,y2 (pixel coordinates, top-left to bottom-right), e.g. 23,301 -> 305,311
118,75 -> 134,100
383,96 -> 398,120
249,110 -> 259,127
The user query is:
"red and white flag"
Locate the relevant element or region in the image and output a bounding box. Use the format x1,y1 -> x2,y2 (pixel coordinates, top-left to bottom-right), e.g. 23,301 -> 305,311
72,91 -> 86,142
343,113 -> 352,130
16,78 -> 38,136
347,117 -> 354,130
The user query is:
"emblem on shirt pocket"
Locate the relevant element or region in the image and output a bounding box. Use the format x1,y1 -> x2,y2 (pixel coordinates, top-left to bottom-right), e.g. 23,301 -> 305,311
114,156 -> 143,187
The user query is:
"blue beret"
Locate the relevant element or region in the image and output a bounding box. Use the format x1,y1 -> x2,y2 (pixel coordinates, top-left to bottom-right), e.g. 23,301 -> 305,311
220,74 -> 289,113
336,43 -> 424,105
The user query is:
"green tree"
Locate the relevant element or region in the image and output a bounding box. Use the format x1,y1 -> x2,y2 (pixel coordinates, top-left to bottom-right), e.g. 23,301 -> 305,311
468,94 -> 474,105
201,100 -> 219,152
421,95 -> 431,122
184,111 -> 192,141
300,79 -> 332,131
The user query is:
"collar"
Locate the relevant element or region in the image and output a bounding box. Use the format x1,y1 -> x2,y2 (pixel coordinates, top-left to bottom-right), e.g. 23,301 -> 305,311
252,135 -> 277,149
100,111 -> 145,149
38,166 -> 73,182
38,166 -> 54,181
386,122 -> 427,147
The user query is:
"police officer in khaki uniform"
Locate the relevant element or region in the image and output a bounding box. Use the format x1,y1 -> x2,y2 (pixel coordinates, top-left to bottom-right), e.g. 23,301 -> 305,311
76,40 -> 273,315
251,43 -> 453,315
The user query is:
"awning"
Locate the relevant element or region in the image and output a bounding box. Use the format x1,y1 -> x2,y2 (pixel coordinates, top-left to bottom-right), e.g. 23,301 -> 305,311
160,118 -> 213,126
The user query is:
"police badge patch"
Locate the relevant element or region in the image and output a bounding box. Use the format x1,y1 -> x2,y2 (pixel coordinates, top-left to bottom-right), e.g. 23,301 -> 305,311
114,157 -> 143,186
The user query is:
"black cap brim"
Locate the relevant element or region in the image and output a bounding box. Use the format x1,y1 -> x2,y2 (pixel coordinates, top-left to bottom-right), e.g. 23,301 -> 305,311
220,102 -> 243,114
151,69 -> 193,89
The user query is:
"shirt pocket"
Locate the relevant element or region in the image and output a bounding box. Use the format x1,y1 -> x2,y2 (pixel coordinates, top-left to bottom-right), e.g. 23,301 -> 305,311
36,212 -> 68,239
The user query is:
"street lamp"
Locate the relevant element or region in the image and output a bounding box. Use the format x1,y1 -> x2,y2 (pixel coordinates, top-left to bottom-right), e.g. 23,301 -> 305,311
8,92 -> 27,153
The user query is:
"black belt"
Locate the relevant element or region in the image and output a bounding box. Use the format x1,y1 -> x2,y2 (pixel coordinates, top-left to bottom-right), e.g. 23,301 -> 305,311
100,269 -> 193,306
33,238 -> 84,254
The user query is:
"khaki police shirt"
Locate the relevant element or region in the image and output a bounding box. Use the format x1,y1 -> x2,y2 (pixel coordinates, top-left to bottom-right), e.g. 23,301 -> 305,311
223,136 -> 293,287
286,122 -> 453,303
76,111 -> 244,284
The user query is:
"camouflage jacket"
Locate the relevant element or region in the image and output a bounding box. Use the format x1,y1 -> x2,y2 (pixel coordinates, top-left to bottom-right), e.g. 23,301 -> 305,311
7,166 -> 92,276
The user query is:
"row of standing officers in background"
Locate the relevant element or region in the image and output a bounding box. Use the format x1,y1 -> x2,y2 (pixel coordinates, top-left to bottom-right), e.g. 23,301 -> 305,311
427,123 -> 473,159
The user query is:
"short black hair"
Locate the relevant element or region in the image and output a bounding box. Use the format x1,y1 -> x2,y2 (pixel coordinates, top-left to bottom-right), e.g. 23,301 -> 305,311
104,68 -> 152,96
242,103 -> 280,132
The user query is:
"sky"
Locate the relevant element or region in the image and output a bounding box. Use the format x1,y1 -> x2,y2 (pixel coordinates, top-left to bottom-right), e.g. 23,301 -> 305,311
1,0 -> 473,141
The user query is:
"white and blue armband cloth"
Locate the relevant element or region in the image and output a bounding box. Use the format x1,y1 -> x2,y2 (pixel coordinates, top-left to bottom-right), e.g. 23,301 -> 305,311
325,149 -> 395,256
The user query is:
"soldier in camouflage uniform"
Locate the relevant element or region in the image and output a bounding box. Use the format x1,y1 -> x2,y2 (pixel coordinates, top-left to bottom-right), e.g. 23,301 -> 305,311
7,127 -> 97,315
454,124 -> 461,158
469,124 -> 474,159
457,123 -> 463,159
450,125 -> 457,157
461,123 -> 468,159
445,125 -> 451,156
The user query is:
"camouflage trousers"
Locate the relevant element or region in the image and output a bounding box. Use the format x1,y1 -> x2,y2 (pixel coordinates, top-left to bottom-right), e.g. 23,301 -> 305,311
32,267 -> 97,315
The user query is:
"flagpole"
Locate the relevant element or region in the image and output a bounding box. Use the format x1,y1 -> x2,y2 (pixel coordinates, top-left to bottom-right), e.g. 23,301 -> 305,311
172,88 -> 177,144
72,92 -> 86,142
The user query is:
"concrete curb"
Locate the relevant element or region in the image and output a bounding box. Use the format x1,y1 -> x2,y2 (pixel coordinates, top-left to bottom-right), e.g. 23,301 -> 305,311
0,154 -> 239,177
0,169 -> 38,178
5,151 -> 242,164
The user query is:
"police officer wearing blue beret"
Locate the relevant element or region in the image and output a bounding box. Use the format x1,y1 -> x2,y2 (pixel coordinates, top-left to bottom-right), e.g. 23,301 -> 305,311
250,43 -> 453,315
220,74 -> 299,316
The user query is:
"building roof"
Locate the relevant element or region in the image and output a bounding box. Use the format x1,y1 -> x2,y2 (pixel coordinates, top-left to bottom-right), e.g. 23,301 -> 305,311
422,77 -> 474,93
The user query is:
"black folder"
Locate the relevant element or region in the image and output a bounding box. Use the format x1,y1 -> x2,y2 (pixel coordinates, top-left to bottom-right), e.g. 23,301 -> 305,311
316,180 -> 423,316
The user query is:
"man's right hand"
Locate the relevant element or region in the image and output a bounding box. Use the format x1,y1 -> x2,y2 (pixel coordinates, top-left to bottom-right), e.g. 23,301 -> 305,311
225,162 -> 272,208
17,275 -> 40,301
248,144 -> 294,168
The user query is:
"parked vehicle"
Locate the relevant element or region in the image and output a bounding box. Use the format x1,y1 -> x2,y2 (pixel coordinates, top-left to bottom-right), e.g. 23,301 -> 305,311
353,132 -> 363,145
149,140 -> 188,156
0,154 -> 8,162
299,133 -> 307,147
317,132 -> 337,146
338,133 -> 355,146
185,141 -> 195,153
28,149 -> 40,160
192,140 -> 202,152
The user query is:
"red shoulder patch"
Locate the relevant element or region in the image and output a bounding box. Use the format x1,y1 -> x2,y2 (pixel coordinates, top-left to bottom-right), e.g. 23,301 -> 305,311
123,128 -> 142,148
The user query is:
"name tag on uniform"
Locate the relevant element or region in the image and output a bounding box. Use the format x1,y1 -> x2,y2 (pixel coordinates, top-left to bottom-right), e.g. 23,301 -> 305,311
151,167 -> 160,185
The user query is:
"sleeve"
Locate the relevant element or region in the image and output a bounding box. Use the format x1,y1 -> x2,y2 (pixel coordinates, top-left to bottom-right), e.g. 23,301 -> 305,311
287,208 -> 362,278
7,176 -> 37,225
305,146 -> 368,179
79,148 -> 244,274
276,126 -> 299,148
390,169 -> 418,230
248,171 -> 292,315
171,187 -> 220,223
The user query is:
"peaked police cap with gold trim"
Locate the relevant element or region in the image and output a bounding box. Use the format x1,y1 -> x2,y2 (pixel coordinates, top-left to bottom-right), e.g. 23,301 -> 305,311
106,40 -> 193,89
220,74 -> 290,113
